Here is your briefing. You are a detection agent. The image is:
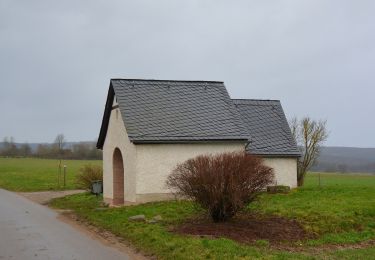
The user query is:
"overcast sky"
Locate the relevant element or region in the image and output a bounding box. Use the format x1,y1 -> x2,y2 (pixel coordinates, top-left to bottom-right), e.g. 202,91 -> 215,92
0,1 -> 374,147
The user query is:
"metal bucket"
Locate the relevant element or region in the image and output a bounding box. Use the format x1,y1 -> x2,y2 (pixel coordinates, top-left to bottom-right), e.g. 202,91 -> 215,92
91,180 -> 103,195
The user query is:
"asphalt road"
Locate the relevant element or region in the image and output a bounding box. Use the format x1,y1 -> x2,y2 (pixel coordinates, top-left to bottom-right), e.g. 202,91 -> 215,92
0,188 -> 129,260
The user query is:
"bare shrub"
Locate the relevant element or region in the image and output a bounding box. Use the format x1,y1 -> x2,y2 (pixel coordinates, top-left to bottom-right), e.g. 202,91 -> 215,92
75,164 -> 103,190
166,152 -> 274,222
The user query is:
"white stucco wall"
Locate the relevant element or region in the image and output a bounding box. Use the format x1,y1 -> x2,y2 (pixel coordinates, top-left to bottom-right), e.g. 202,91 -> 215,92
135,143 -> 246,199
263,157 -> 298,188
103,99 -> 137,203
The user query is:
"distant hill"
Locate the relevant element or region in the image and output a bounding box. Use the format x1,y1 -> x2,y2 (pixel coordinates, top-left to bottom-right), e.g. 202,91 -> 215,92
312,146 -> 375,173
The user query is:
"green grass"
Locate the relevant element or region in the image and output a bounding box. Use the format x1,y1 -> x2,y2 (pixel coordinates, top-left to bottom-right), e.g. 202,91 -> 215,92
250,173 -> 375,245
0,157 -> 101,191
50,173 -> 375,259
51,194 -> 311,259
327,246 -> 375,259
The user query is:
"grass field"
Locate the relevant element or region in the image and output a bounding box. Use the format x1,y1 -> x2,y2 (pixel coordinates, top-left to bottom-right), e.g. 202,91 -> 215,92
50,173 -> 375,259
1,158 -> 374,258
250,173 -> 375,245
0,158 -> 101,191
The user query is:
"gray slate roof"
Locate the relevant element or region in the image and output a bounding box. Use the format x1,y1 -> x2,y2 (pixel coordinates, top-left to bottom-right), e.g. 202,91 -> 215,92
97,79 -> 300,157
232,99 -> 300,157
97,79 -> 249,148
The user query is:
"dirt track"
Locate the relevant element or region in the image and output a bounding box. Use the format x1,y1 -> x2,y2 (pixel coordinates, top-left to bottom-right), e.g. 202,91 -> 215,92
18,189 -> 85,204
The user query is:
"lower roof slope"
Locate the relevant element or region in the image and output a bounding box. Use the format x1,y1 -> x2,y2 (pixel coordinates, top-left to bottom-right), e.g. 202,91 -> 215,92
97,79 -> 249,148
233,99 -> 301,157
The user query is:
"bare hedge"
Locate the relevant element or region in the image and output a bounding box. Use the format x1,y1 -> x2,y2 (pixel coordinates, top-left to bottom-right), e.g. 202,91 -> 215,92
166,152 -> 274,222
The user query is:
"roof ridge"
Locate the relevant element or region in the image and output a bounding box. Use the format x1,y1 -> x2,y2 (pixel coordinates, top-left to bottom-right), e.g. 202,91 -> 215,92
111,78 -> 223,83
96,79 -> 250,148
232,98 -> 280,102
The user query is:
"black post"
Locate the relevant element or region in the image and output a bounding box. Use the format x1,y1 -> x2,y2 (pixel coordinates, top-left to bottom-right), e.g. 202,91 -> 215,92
58,161 -> 61,187
63,165 -> 66,188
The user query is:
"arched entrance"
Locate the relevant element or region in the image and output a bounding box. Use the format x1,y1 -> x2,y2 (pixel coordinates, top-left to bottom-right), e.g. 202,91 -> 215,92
112,148 -> 124,205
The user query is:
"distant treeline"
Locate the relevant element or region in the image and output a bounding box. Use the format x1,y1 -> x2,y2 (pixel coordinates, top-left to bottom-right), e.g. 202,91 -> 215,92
2,137 -> 375,173
0,136 -> 102,160
311,146 -> 375,174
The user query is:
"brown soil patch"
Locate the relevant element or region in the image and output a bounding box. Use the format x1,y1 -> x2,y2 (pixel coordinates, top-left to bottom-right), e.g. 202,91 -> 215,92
174,213 -> 312,245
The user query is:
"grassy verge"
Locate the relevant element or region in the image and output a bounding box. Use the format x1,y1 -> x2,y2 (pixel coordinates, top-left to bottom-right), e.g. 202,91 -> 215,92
50,173 -> 375,259
0,158 -> 101,191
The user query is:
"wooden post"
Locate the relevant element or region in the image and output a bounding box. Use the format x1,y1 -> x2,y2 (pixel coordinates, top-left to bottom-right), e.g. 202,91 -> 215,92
63,165 -> 67,188
58,162 -> 61,187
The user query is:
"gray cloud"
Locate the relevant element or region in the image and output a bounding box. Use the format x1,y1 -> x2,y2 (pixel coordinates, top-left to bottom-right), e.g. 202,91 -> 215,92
1,0 -> 374,147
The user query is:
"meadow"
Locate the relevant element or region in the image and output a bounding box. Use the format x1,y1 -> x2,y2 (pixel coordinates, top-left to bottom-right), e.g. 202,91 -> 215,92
50,173 -> 375,259
1,158 -> 374,259
0,157 -> 101,191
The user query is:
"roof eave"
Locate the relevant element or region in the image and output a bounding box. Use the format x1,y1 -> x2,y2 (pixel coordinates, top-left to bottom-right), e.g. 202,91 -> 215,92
247,152 -> 302,158
132,138 -> 249,144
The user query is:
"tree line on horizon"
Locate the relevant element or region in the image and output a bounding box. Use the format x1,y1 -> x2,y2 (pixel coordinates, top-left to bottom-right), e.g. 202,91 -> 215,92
0,135 -> 102,160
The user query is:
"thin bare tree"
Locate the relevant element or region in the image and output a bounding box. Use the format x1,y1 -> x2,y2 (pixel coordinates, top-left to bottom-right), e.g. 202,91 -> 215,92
54,134 -> 65,153
290,117 -> 328,186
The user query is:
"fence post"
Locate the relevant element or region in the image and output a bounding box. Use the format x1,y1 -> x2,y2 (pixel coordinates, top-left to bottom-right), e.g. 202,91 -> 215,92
63,165 -> 67,188
58,162 -> 61,188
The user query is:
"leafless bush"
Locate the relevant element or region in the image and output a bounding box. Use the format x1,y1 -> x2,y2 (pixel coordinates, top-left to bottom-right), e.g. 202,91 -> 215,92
75,164 -> 103,190
166,152 -> 274,222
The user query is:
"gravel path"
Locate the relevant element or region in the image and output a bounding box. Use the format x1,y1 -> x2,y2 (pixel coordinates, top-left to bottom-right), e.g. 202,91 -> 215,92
18,189 -> 86,204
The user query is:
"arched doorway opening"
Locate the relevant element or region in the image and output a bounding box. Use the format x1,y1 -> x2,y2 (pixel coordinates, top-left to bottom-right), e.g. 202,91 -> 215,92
113,148 -> 124,205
